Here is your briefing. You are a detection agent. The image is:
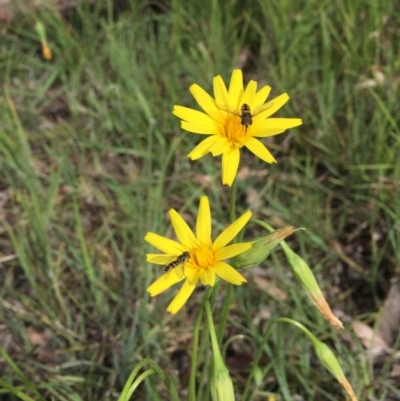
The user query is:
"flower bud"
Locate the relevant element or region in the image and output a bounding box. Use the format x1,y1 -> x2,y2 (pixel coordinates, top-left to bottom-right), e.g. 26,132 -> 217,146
35,21 -> 52,60
313,340 -> 358,401
210,366 -> 235,401
253,366 -> 263,386
231,226 -> 295,270
35,21 -> 46,42
281,241 -> 343,328
205,302 -> 236,401
281,240 -> 321,296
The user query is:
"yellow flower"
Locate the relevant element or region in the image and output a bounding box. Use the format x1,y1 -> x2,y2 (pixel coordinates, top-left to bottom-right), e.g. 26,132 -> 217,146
145,196 -> 252,314
173,69 -> 302,186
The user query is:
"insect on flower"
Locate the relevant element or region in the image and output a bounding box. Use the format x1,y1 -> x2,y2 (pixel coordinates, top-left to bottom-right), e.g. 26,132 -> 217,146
173,70 -> 303,186
149,251 -> 192,282
164,251 -> 191,274
217,102 -> 274,132
145,196 -> 253,313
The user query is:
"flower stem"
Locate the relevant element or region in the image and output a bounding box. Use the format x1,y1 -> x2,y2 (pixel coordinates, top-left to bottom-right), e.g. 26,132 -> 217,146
229,178 -> 237,223
216,283 -> 232,343
217,179 -> 236,345
205,301 -> 223,363
215,179 -> 237,343
189,288 -> 213,401
188,300 -> 204,401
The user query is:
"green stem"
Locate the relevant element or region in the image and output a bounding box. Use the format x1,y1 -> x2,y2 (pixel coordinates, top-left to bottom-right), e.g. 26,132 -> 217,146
189,288 -> 213,401
188,304 -> 203,401
126,369 -> 155,399
229,178 -> 237,223
216,283 -> 232,344
205,302 -> 224,364
215,179 -> 237,344
203,304 -> 219,401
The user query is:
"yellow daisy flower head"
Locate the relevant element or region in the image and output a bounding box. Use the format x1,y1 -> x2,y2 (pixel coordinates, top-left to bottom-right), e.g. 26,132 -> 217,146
145,196 -> 252,314
173,69 -> 303,186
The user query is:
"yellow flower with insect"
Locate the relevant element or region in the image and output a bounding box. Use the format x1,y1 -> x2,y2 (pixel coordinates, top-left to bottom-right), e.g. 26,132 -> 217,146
173,69 -> 302,186
145,196 -> 252,314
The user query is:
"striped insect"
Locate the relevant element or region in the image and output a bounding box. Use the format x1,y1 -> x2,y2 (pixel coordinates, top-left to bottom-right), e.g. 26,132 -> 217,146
217,102 -> 274,132
164,251 -> 191,274
149,252 -> 191,281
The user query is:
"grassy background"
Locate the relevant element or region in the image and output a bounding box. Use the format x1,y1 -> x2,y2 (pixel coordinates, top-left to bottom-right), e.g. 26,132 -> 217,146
0,0 -> 399,400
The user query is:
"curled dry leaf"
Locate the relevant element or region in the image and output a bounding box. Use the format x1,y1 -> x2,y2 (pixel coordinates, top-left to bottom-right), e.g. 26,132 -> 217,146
352,278 -> 400,359
377,277 -> 400,347
352,320 -> 390,358
26,327 -> 51,346
253,276 -> 287,300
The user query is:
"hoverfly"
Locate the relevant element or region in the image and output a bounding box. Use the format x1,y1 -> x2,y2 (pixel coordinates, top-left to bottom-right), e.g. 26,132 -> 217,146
164,251 -> 191,274
149,252 -> 191,281
217,102 -> 274,131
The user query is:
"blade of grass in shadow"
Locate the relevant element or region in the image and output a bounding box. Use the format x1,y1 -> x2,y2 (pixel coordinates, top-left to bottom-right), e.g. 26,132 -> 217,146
0,348 -> 46,401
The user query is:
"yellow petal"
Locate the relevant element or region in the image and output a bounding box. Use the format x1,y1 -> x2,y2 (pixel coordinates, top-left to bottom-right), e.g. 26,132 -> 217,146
208,136 -> 230,156
214,242 -> 253,261
200,268 -> 216,286
228,70 -> 243,109
252,93 -> 290,121
249,117 -> 303,137
169,209 -> 198,248
184,266 -> 200,283
190,84 -> 222,122
173,106 -> 217,127
147,272 -> 184,296
222,147 -> 240,186
213,261 -> 247,285
188,135 -> 220,160
181,121 -> 216,135
196,196 -> 211,246
167,277 -> 199,314
145,233 -> 184,254
249,126 -> 287,137
245,137 -> 276,163
213,75 -> 229,106
252,85 -> 272,109
213,210 -> 252,250
240,80 -> 257,106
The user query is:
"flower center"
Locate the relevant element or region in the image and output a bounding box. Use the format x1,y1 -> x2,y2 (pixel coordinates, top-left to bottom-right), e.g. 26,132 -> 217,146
190,245 -> 215,271
223,114 -> 248,146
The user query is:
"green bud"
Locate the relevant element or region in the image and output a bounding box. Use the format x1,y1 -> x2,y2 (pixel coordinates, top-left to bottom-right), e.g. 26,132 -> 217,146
280,241 -> 321,297
314,340 -> 345,382
231,226 -> 295,270
314,340 -> 358,400
205,301 -> 236,401
253,365 -> 263,386
35,21 -> 47,42
281,241 -> 344,328
211,366 -> 235,401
